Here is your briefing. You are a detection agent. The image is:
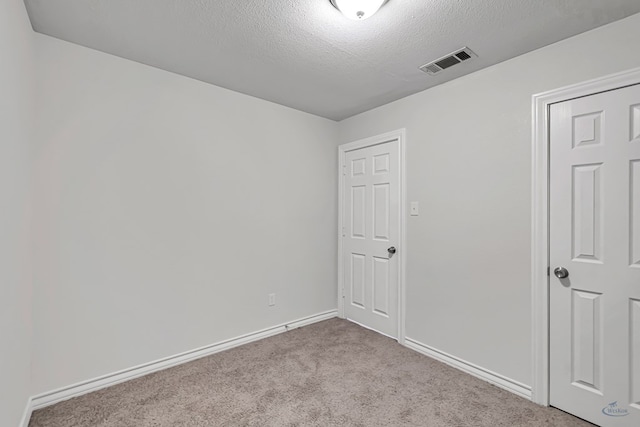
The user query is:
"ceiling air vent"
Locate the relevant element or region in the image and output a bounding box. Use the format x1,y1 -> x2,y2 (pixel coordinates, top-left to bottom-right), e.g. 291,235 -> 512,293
419,47 -> 477,75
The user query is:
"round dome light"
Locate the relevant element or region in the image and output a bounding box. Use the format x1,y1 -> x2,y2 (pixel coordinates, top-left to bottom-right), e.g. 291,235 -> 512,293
330,0 -> 388,21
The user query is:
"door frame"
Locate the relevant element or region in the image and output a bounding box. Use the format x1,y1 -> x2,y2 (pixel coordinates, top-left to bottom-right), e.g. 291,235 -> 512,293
338,129 -> 407,344
531,67 -> 640,406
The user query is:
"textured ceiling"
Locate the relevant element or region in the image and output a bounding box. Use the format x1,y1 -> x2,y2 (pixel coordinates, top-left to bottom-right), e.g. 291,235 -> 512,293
24,0 -> 640,120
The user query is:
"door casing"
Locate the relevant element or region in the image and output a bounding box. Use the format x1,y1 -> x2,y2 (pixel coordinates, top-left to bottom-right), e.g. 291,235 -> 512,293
532,67 -> 640,406
338,129 -> 407,344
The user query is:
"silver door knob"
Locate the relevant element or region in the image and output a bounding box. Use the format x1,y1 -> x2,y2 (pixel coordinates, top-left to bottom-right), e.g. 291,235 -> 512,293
554,267 -> 569,279
387,246 -> 396,255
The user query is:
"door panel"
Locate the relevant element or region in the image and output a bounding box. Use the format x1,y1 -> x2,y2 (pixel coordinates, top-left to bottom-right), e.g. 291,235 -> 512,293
351,186 -> 366,238
350,253 -> 365,307
372,256 -> 389,316
550,84 -> 640,426
373,183 -> 390,239
632,299 -> 640,408
632,160 -> 640,267
343,140 -> 399,338
632,105 -> 640,141
572,164 -> 603,262
571,289 -> 603,394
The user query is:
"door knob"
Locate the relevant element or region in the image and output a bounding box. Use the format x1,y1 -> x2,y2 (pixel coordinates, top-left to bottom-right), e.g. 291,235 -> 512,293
387,246 -> 396,255
553,267 -> 569,279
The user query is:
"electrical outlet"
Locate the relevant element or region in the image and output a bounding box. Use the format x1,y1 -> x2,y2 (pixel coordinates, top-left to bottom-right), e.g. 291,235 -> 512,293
410,201 -> 419,216
268,293 -> 276,307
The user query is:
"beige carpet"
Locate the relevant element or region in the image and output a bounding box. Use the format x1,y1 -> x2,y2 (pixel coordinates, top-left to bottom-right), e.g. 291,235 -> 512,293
29,318 -> 592,426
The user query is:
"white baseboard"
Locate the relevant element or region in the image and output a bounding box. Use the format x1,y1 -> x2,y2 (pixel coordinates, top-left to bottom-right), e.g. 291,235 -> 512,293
18,396 -> 33,427
404,337 -> 532,400
27,310 -> 337,416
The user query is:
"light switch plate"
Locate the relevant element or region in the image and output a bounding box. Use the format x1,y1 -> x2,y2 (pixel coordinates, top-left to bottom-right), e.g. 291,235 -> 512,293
410,201 -> 419,216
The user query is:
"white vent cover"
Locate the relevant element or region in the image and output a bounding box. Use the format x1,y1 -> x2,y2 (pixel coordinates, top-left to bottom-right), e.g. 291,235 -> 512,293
419,47 -> 477,75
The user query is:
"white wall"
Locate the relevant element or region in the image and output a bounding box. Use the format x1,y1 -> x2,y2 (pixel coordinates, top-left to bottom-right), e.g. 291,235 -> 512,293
338,13 -> 640,387
31,35 -> 339,394
0,0 -> 35,425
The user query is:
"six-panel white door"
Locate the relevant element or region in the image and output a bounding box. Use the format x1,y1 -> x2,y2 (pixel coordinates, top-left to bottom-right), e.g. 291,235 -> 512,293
549,84 -> 640,426
343,140 -> 399,338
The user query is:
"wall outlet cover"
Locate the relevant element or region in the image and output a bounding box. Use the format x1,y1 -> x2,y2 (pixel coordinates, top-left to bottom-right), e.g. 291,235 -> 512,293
410,202 -> 419,216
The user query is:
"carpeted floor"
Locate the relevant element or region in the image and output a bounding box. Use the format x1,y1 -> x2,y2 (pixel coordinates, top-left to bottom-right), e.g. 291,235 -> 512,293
29,318 -> 592,426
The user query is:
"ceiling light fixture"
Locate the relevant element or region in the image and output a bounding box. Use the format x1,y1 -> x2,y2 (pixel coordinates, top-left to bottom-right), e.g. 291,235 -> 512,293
329,0 -> 388,21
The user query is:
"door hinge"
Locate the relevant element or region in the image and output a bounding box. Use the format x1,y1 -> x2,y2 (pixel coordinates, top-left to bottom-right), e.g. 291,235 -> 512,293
547,266 -> 550,276
342,227 -> 345,237
342,165 -> 346,175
